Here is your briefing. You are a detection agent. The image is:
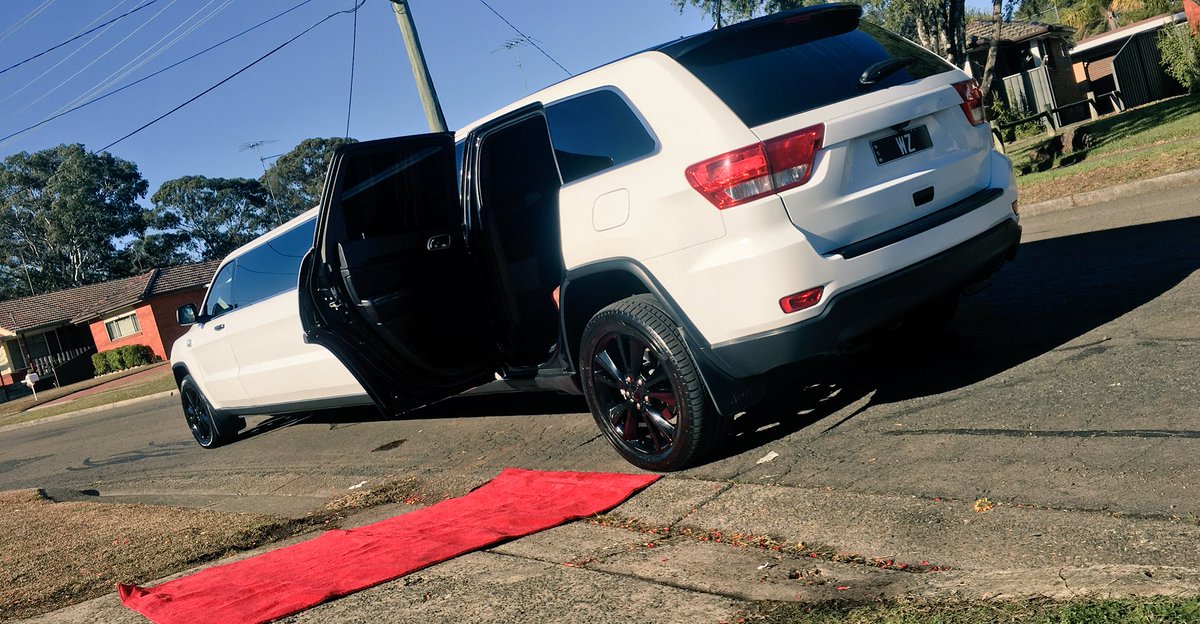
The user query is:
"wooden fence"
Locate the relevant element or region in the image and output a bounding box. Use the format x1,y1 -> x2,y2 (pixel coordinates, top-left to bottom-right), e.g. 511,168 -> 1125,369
991,91 -> 1124,146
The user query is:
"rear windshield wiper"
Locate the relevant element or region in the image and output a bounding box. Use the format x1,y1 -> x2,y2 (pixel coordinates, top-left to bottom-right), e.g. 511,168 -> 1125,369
859,57 -> 914,87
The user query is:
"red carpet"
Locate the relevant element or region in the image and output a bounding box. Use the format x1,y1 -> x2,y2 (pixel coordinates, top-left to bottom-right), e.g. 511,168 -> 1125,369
118,468 -> 658,624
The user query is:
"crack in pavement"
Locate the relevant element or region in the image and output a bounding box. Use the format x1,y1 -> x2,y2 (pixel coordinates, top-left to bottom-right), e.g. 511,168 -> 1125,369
1059,567 -> 1074,597
483,549 -> 752,603
668,480 -> 733,530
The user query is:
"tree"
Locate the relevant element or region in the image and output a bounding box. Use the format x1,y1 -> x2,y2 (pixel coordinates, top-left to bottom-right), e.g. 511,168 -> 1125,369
260,137 -> 357,224
671,0 -> 808,24
1057,0 -> 1169,38
673,0 -> 968,67
0,144 -> 147,294
148,176 -> 271,261
896,0 -> 967,66
1158,23 -> 1200,93
980,0 -> 1004,106
124,230 -> 191,273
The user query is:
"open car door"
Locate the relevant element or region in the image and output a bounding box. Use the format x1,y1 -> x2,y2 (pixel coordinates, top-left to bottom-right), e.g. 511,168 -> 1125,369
299,133 -> 496,415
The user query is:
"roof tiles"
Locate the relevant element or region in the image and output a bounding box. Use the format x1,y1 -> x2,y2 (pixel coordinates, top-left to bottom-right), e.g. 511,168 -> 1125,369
0,260 -> 219,333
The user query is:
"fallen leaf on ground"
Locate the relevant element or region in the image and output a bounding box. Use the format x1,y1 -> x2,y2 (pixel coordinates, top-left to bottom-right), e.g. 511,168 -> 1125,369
756,451 -> 779,465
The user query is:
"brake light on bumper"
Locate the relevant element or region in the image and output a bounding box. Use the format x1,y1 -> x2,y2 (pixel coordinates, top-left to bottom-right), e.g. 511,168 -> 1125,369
953,80 -> 986,126
685,124 -> 825,209
780,286 -> 824,314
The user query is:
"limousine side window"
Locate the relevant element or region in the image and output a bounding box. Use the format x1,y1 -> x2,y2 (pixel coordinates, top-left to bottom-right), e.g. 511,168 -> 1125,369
233,218 -> 318,308
544,88 -> 656,183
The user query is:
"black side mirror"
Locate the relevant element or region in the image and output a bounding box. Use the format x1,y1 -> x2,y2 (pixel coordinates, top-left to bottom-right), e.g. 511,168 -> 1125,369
177,303 -> 198,326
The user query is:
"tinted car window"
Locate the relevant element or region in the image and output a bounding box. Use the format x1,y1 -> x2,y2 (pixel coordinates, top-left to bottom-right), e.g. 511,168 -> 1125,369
233,218 -> 316,307
667,17 -> 953,127
545,89 -> 656,183
204,262 -> 237,319
338,144 -> 454,240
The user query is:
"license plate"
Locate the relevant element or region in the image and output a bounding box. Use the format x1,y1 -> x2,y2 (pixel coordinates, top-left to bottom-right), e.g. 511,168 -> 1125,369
871,125 -> 932,165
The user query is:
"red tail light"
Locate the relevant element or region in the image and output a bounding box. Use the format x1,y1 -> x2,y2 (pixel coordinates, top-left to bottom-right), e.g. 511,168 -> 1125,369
685,124 -> 824,209
780,286 -> 824,314
953,80 -> 986,126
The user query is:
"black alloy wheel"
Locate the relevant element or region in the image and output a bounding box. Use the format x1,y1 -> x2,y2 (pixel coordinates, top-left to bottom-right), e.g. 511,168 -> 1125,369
580,295 -> 723,471
592,330 -> 680,455
182,383 -> 213,446
179,374 -> 238,449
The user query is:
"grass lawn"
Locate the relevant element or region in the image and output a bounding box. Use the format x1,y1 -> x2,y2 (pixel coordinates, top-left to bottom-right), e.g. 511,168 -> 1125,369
1011,95 -> 1200,204
753,596 -> 1200,623
0,479 -> 425,621
0,365 -> 175,428
0,489 -> 292,622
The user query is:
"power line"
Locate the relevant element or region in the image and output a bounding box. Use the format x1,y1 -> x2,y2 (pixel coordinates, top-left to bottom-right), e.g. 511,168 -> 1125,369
476,0 -> 571,77
57,0 -> 233,116
0,1 -> 130,108
2,0 -> 182,125
100,0 -> 367,152
0,0 -> 162,77
0,0 -> 319,146
0,0 -> 58,44
345,0 -> 359,138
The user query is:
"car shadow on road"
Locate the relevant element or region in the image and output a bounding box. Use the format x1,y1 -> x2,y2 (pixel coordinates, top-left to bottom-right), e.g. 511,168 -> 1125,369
711,214 -> 1200,461
237,392 -> 588,442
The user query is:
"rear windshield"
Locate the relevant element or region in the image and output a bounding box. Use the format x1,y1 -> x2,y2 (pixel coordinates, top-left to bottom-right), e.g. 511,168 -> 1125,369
668,18 -> 954,127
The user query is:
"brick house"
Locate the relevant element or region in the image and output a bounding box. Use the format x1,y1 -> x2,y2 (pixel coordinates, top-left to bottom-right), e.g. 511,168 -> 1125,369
0,261 -> 219,387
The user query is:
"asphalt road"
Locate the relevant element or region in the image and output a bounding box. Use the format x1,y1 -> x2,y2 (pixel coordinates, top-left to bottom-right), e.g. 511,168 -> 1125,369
2,183 -> 1198,523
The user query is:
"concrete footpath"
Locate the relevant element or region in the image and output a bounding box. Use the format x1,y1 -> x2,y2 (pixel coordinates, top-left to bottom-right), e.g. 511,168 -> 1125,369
21,475 -> 1200,624
1020,167 -> 1200,217
31,366 -> 170,410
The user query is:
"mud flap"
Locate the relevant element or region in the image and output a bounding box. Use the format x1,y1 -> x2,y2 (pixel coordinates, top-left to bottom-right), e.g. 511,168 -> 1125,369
678,327 -> 767,417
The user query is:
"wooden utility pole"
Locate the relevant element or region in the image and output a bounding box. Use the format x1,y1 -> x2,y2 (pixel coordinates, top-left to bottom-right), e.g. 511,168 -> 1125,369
389,0 -> 448,133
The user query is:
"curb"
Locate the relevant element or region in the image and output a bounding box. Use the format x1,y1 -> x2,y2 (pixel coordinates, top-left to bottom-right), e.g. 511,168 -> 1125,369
1021,167 -> 1200,217
0,390 -> 177,435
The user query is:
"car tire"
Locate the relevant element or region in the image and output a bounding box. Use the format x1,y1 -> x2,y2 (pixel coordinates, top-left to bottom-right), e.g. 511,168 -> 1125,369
179,375 -> 241,449
579,295 -> 723,471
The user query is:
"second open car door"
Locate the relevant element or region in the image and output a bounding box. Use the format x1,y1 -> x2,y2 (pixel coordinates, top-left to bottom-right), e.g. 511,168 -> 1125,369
299,133 -> 496,415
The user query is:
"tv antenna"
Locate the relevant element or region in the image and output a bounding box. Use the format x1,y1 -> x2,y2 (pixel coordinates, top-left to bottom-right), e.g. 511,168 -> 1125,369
239,139 -> 283,221
493,37 -> 534,91
239,139 -> 281,172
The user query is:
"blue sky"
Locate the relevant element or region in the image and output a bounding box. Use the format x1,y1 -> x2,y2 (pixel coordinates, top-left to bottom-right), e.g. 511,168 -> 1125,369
1,1 -> 995,200
0,0 -> 714,198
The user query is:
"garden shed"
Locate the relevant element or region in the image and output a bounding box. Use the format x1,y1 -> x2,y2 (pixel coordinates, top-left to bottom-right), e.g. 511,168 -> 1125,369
1070,12 -> 1188,113
965,20 -> 1091,126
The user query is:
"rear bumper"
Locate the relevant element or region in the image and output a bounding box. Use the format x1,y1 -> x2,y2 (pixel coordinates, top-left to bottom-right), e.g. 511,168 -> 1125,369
703,217 -> 1021,378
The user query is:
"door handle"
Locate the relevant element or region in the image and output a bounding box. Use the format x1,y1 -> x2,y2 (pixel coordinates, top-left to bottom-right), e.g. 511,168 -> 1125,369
426,234 -> 451,251
213,324 -> 226,331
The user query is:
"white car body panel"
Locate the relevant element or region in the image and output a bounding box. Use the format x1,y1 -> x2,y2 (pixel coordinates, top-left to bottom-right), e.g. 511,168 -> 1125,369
172,209 -> 368,412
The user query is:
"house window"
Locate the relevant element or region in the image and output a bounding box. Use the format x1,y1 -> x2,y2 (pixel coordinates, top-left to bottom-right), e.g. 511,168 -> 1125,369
105,313 -> 141,341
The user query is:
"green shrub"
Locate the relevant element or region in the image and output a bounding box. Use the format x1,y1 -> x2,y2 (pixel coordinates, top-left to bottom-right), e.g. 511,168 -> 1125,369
104,350 -> 123,371
92,353 -> 109,375
992,97 -> 1043,142
118,345 -> 154,368
1159,25 -> 1200,93
119,346 -> 135,369
94,345 -> 155,373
